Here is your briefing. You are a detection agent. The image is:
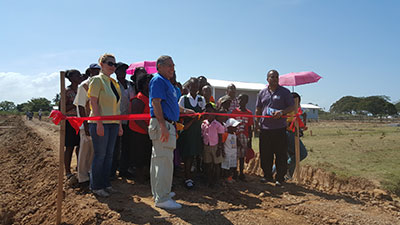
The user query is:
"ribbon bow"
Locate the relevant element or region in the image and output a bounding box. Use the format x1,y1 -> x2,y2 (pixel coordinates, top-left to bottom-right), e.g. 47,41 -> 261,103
49,110 -> 85,134
289,108 -> 305,132
49,110 -> 66,125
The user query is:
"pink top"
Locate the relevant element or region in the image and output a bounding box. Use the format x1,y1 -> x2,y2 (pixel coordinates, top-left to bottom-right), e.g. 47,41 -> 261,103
201,119 -> 225,146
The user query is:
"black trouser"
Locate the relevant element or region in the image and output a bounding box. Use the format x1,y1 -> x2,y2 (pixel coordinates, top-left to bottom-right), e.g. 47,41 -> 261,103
131,130 -> 152,169
259,128 -> 288,182
112,124 -> 131,175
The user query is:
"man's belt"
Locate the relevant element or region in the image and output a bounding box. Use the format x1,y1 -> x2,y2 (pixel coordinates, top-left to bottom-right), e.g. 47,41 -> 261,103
151,116 -> 174,124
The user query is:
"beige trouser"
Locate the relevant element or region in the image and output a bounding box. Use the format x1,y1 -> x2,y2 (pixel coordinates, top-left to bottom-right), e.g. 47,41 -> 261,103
149,118 -> 176,204
77,131 -> 94,183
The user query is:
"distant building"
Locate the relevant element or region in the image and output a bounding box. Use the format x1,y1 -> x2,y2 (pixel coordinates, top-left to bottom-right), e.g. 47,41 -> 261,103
301,103 -> 321,121
207,79 -> 265,113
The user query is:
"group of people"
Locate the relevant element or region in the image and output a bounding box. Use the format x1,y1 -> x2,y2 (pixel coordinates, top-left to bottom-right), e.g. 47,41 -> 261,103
61,54 -> 308,210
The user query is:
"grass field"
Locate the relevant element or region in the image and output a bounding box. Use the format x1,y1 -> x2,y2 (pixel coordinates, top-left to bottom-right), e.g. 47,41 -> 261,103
252,121 -> 400,195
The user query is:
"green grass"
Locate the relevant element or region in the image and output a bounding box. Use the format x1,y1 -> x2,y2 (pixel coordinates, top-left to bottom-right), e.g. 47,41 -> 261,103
251,121 -> 400,195
0,111 -> 20,115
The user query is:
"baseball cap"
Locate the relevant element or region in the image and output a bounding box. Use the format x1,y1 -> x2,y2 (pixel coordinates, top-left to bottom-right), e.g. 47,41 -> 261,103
89,63 -> 100,69
225,118 -> 240,128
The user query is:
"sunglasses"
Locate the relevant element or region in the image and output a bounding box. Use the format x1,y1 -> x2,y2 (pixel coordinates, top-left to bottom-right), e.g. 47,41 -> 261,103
105,61 -> 117,67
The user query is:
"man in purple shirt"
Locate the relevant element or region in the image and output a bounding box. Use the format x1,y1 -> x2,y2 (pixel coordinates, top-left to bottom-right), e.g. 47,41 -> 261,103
255,70 -> 295,186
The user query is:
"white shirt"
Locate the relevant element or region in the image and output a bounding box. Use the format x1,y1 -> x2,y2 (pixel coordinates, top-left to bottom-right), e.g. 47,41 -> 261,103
221,133 -> 238,169
74,78 -> 91,129
178,94 -> 206,110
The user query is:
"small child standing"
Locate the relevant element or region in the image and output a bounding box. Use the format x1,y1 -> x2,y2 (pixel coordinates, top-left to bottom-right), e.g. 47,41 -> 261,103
232,94 -> 253,181
286,92 -> 308,179
221,118 -> 240,183
201,104 -> 225,187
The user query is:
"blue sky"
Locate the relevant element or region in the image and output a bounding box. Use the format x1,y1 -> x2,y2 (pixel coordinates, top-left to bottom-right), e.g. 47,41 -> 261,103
1,0 -> 399,110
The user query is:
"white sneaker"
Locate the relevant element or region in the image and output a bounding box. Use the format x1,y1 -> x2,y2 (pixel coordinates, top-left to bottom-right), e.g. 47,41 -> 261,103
155,199 -> 182,209
169,192 -> 176,198
92,189 -> 110,197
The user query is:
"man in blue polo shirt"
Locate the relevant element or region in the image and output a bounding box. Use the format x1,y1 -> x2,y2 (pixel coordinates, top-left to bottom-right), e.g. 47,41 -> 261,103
149,55 -> 193,209
255,70 -> 295,186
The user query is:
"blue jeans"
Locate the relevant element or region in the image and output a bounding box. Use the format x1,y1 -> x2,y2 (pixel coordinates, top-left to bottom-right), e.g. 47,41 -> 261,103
89,123 -> 119,190
286,131 -> 308,177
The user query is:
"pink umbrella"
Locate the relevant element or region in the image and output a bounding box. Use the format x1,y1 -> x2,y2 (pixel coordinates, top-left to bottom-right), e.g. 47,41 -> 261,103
279,71 -> 322,87
126,61 -> 157,75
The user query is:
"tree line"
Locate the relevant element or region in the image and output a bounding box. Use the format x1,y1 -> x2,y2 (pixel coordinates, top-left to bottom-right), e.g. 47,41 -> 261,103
0,97 -> 54,113
330,95 -> 399,116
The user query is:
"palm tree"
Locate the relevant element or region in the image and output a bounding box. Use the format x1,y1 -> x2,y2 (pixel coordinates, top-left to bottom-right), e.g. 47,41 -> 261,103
53,93 -> 60,106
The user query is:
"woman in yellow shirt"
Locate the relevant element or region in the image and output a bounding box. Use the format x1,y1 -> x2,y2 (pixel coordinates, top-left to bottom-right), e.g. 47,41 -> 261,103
88,53 -> 123,197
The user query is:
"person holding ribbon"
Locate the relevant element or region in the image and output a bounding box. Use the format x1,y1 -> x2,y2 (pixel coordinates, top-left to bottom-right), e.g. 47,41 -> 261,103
148,55 -> 194,209
88,53 -> 123,197
129,73 -> 153,183
285,92 -> 308,179
255,69 -> 295,186
63,69 -> 82,179
232,93 -> 254,181
111,62 -> 135,179
178,77 -> 205,189
73,63 -> 100,187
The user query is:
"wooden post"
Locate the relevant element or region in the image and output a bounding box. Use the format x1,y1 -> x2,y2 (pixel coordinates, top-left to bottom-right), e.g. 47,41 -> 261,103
56,71 -> 66,225
294,98 -> 301,182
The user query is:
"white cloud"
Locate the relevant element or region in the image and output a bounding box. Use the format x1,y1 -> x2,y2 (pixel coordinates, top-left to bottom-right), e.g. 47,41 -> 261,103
0,71 -> 62,104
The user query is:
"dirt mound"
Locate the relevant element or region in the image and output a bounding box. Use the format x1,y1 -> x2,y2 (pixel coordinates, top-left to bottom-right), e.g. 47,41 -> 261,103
245,154 -> 378,194
297,165 -> 376,193
0,115 -> 58,225
1,115 -> 400,225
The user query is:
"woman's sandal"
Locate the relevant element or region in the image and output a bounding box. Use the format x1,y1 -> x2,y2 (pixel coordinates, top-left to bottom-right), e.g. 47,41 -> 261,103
184,179 -> 194,189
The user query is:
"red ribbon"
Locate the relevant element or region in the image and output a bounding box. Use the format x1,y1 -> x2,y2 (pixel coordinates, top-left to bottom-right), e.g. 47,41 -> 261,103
49,110 -> 305,134
288,108 -> 305,132
49,110 -> 66,125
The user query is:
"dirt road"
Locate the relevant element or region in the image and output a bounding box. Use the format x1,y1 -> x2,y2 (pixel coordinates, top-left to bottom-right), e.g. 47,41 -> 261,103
0,115 -> 399,224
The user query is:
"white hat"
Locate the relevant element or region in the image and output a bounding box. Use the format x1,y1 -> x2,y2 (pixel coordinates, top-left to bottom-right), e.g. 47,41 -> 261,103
225,118 -> 240,128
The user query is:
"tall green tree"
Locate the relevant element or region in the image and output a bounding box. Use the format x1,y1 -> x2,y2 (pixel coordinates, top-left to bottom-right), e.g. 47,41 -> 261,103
385,102 -> 397,115
395,101 -> 400,112
0,101 -> 16,111
330,95 -> 397,116
330,96 -> 361,114
16,102 -> 29,112
358,96 -> 387,116
53,93 -> 60,106
26,98 -> 52,112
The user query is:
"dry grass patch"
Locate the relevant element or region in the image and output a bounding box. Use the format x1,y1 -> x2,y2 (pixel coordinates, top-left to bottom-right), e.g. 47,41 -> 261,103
301,121 -> 400,195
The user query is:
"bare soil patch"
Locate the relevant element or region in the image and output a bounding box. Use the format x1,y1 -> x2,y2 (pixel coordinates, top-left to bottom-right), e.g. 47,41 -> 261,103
1,115 -> 399,225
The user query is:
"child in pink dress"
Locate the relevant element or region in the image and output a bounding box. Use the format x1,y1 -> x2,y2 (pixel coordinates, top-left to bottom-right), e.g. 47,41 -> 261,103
201,104 -> 225,187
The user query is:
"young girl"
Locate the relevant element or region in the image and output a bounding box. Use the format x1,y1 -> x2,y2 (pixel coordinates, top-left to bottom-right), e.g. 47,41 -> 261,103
63,69 -> 82,179
286,92 -> 308,179
232,94 -> 253,181
221,118 -> 240,183
178,77 -> 205,189
201,104 -> 225,187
